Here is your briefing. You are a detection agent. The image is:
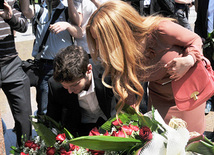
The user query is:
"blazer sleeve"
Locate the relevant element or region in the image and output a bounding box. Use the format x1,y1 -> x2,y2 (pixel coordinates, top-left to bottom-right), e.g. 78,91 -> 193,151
47,77 -> 63,122
47,77 -> 82,136
157,20 -> 203,62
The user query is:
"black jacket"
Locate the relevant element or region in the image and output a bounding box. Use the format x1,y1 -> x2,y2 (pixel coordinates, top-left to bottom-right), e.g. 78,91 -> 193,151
194,0 -> 209,39
47,61 -> 116,136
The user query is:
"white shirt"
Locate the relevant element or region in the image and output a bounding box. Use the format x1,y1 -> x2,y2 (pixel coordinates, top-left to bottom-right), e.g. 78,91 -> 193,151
207,0 -> 214,34
78,73 -> 107,123
75,0 -> 110,54
144,0 -> 151,6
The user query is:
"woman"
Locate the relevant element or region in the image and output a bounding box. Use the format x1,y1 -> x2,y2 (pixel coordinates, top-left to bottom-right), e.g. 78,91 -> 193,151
86,1 -> 205,134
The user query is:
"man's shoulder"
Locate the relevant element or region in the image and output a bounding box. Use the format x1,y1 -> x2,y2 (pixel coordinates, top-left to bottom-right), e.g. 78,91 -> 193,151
90,59 -> 104,73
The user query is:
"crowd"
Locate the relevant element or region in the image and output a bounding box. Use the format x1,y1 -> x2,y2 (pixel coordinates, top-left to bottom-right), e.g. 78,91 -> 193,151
0,0 -> 214,147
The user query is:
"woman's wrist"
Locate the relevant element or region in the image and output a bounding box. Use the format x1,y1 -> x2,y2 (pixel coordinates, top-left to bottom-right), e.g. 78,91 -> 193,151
186,55 -> 195,67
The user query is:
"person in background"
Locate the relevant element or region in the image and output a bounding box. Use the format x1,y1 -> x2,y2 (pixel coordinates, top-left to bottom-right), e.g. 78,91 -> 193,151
19,0 -> 82,115
195,0 -> 214,68
0,0 -> 32,146
122,0 -> 175,17
86,1 -> 206,134
73,0 -> 109,57
174,0 -> 194,30
47,45 -> 116,136
194,0 -> 214,136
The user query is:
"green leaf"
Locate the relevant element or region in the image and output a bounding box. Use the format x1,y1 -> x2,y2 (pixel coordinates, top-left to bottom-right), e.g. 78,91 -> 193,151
186,135 -> 214,154
68,136 -> 142,151
188,135 -> 214,146
100,113 -> 136,131
31,121 -> 56,147
186,140 -> 214,155
63,127 -> 74,139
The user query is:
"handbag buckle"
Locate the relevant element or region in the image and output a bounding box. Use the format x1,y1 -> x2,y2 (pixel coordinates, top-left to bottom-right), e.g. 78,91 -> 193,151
191,91 -> 199,101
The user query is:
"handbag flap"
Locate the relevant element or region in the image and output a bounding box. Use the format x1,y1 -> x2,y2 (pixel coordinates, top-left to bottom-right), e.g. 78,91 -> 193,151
171,61 -> 211,102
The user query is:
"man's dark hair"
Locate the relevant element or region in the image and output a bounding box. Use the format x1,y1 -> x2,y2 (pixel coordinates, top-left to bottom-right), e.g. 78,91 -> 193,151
53,45 -> 89,82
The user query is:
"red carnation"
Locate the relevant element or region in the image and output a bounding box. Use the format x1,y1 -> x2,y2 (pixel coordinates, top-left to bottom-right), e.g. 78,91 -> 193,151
111,130 -> 126,138
129,124 -> 139,131
56,133 -> 66,143
89,149 -> 105,155
20,152 -> 29,155
103,130 -> 110,136
24,140 -> 34,148
24,140 -> 40,150
121,125 -> 134,135
60,148 -> 73,155
46,147 -> 56,155
112,119 -> 123,126
89,127 -> 100,136
31,143 -> 40,150
69,143 -> 80,151
139,126 -> 152,141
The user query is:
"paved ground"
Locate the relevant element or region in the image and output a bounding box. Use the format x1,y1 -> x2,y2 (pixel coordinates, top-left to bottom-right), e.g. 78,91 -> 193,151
0,6 -> 214,155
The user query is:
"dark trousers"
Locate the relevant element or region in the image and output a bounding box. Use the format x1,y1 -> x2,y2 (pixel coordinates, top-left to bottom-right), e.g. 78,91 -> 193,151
204,46 -> 214,108
0,56 -> 32,146
36,59 -> 53,115
174,9 -> 192,31
204,46 -> 214,69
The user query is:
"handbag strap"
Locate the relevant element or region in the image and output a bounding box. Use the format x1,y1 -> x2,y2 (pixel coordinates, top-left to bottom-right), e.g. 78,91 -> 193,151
38,8 -> 65,54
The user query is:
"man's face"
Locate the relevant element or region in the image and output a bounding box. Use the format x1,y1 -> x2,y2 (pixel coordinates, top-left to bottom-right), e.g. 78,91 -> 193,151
61,77 -> 88,94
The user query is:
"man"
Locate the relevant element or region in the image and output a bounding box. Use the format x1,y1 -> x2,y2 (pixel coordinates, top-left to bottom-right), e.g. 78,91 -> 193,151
174,0 -> 194,30
74,0 -> 109,55
47,45 -> 116,136
122,0 -> 175,17
20,0 -> 82,115
195,0 -> 214,67
0,1 -> 32,146
194,0 -> 214,117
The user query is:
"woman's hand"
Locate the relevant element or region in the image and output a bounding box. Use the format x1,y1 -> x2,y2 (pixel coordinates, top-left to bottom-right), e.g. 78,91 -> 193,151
164,55 -> 195,81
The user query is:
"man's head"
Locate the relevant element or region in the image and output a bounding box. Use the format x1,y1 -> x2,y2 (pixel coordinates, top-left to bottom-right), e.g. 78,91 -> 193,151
53,45 -> 92,94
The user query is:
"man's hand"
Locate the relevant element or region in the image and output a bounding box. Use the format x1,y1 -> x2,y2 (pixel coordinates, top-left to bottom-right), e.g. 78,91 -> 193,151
49,21 -> 83,38
0,1 -> 13,19
49,22 -> 70,34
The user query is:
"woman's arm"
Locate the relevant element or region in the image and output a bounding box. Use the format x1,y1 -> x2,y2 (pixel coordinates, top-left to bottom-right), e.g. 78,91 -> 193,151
157,20 -> 203,81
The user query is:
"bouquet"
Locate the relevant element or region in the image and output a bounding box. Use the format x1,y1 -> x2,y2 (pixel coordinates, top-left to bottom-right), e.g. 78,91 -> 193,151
10,106 -> 214,155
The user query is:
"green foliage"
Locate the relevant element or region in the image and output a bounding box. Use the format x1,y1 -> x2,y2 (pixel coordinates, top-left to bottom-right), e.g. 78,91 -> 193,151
186,135 -> 214,155
31,121 -> 56,147
68,106 -> 157,152
30,115 -> 74,147
69,136 -> 142,151
203,30 -> 214,49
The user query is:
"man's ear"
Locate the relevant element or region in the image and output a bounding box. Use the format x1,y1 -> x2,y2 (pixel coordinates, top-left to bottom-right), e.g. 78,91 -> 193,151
86,64 -> 92,74
149,50 -> 156,59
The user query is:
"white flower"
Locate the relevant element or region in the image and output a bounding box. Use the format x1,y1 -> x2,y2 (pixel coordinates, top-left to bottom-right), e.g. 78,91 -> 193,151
140,110 -> 190,155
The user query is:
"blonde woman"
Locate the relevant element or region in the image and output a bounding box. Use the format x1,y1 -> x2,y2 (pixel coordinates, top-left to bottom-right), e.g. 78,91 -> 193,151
86,1 -> 205,134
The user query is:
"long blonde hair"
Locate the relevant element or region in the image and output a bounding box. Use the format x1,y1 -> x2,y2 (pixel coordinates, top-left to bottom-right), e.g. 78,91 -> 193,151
86,1 -> 174,114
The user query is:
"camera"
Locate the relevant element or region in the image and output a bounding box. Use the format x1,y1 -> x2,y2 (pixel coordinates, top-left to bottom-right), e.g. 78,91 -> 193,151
0,0 -> 4,10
